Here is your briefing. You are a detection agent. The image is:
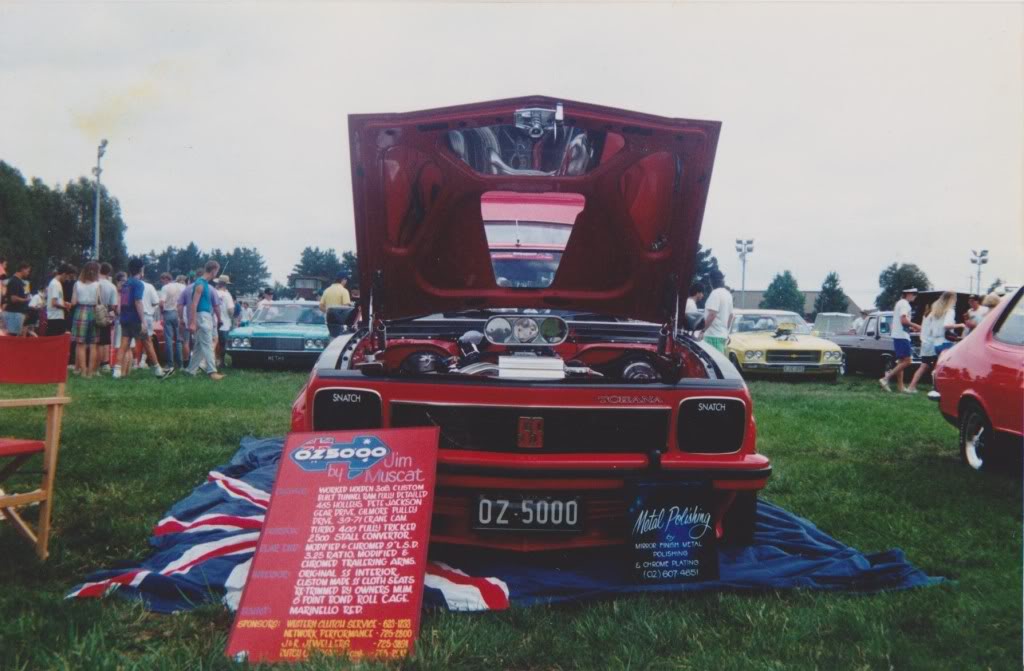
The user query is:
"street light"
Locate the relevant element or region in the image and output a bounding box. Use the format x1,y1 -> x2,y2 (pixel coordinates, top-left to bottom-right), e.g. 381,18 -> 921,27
970,249 -> 989,295
92,139 -> 108,260
735,238 -> 754,308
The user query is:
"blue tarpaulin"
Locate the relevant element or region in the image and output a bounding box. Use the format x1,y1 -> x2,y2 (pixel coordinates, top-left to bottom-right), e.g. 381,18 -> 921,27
68,437 -> 942,614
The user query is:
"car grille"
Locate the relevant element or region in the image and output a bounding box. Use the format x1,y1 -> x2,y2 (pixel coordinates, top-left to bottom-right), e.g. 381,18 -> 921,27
390,403 -> 669,453
250,337 -> 304,351
765,350 -> 821,364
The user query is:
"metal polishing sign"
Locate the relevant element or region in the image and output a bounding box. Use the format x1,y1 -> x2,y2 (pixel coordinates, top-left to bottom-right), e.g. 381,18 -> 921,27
627,482 -> 719,583
226,428 -> 439,663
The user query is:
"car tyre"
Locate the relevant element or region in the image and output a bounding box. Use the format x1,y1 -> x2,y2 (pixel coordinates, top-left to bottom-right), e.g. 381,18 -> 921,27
959,401 -> 993,471
721,492 -> 757,546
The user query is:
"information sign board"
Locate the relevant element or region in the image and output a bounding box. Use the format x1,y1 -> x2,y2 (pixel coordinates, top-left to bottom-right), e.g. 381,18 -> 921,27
627,482 -> 719,583
225,428 -> 439,663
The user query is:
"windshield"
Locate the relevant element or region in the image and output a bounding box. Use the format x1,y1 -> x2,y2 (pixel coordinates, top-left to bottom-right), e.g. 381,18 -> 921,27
252,305 -> 323,325
813,314 -> 855,335
732,313 -> 811,334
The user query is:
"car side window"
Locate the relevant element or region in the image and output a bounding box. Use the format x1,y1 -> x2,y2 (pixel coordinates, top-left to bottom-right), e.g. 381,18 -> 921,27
879,316 -> 892,335
865,317 -> 876,336
993,293 -> 1024,346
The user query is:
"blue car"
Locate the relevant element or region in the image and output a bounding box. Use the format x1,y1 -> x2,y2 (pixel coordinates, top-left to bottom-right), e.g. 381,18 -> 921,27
226,301 -> 331,368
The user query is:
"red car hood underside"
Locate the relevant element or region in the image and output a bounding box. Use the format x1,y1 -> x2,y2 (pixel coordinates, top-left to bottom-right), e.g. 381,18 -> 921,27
349,95 -> 720,323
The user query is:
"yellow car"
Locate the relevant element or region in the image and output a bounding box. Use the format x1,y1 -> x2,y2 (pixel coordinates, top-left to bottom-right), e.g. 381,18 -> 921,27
726,309 -> 844,379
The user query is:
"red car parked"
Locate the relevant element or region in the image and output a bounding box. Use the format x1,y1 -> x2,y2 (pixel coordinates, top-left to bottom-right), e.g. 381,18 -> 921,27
934,287 -> 1024,470
290,96 -> 771,551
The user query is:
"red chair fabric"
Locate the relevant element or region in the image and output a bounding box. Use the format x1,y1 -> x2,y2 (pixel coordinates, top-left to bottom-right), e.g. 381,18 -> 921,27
0,439 -> 45,457
0,334 -> 71,384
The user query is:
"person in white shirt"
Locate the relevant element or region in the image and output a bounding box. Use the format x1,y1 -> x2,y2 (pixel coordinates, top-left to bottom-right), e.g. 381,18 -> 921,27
215,276 -> 236,366
45,264 -> 75,336
700,270 -> 733,354
879,287 -> 921,392
906,291 -> 963,393
136,279 -> 162,368
257,287 -> 274,310
96,263 -> 119,373
851,310 -> 869,333
685,285 -> 704,316
962,294 -> 990,336
159,272 -> 185,369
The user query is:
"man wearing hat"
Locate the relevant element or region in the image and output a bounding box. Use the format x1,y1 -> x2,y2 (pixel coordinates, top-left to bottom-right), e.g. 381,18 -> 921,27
879,287 -> 921,392
215,275 -> 235,367
320,272 -> 353,338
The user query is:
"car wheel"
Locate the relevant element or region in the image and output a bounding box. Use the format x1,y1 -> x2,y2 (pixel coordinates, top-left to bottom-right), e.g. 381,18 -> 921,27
721,492 -> 757,546
959,401 -> 992,471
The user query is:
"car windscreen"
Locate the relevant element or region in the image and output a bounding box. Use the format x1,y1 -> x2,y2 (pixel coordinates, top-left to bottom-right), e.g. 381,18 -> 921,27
252,305 -> 322,325
732,313 -> 811,334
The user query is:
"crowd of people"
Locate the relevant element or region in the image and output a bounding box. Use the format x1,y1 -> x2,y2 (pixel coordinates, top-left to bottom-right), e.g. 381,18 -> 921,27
879,287 -> 1003,394
0,255 -> 263,382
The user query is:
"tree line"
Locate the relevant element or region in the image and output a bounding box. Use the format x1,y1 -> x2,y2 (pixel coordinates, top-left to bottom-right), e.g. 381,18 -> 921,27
0,161 -> 129,289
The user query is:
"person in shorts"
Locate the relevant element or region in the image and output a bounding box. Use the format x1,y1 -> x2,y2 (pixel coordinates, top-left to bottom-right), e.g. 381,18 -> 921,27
879,287 -> 921,392
700,270 -> 734,354
45,264 -> 75,336
70,262 -> 102,376
3,262 -> 32,335
96,263 -> 118,372
115,258 -> 166,379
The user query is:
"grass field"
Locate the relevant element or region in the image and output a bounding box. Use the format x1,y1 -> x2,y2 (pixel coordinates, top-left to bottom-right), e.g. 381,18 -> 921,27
1,370 -> 1021,670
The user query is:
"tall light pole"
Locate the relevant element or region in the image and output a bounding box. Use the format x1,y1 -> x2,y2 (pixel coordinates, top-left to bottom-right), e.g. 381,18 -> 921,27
735,238 -> 754,308
92,139 -> 108,260
970,249 -> 989,295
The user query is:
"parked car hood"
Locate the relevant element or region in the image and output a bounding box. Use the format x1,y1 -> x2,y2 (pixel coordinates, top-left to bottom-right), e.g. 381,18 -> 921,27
729,332 -> 841,351
349,95 -> 721,323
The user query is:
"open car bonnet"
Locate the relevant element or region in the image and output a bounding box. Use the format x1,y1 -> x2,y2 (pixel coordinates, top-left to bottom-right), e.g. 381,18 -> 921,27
349,96 -> 720,323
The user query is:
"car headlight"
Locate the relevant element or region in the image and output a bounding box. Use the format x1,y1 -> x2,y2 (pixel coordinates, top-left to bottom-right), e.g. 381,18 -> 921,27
242,338 -> 250,348
826,350 -> 842,361
231,338 -> 249,348
744,350 -> 764,361
305,339 -> 326,350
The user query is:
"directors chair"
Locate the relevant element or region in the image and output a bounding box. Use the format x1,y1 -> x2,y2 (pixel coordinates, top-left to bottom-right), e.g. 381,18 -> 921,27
0,334 -> 72,559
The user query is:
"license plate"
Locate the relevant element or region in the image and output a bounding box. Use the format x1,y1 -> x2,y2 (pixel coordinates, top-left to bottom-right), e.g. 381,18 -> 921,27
473,495 -> 582,532
782,365 -> 805,373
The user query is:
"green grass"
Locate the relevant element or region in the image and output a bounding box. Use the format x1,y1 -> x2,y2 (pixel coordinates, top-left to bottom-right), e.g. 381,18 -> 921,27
0,372 -> 1020,670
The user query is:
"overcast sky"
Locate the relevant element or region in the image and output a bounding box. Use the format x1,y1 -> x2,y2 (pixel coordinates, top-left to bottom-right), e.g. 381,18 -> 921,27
1,1 -> 1021,309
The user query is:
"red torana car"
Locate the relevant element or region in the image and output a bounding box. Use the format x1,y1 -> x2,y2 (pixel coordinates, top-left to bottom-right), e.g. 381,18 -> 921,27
934,287 -> 1024,470
290,96 -> 771,551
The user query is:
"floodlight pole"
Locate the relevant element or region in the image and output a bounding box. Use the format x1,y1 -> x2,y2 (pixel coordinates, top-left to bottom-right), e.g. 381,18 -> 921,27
970,249 -> 989,295
735,239 -> 754,308
92,139 -> 108,260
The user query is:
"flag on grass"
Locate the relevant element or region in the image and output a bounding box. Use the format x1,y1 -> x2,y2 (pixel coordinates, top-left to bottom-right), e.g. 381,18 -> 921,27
68,437 -> 940,614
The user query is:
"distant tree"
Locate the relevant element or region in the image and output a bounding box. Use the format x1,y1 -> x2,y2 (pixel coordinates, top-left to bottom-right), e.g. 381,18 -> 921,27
689,244 -> 721,297
292,246 -> 343,280
986,277 -> 1004,294
760,271 -> 805,314
271,280 -> 296,300
340,251 -> 359,291
222,247 -> 270,295
0,162 -> 128,288
875,263 -> 931,310
812,272 -> 849,318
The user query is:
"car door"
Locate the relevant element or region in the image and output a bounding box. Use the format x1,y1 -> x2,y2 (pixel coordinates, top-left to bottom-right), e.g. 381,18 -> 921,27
856,316 -> 878,372
984,292 -> 1024,435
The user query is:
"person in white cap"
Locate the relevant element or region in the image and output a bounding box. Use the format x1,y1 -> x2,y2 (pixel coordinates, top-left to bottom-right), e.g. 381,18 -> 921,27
879,287 -> 921,392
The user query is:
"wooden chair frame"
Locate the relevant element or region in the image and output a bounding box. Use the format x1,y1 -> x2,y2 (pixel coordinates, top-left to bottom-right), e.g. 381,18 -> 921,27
1,334 -> 72,559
